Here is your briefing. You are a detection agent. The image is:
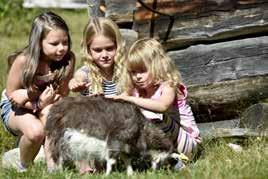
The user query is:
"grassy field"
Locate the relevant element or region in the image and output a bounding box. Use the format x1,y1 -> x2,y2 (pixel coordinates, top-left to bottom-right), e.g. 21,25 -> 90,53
0,2 -> 267,179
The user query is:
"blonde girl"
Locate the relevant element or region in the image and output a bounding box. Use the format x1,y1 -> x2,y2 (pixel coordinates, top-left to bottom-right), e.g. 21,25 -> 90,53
68,17 -> 126,174
111,38 -> 201,160
0,11 -> 75,171
68,17 -> 126,96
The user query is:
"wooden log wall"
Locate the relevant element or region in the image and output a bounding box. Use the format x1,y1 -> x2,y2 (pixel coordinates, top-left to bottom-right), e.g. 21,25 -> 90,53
103,0 -> 268,123
104,0 -> 136,25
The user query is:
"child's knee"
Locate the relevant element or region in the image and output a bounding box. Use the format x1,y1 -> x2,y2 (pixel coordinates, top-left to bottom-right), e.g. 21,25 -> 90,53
26,126 -> 45,144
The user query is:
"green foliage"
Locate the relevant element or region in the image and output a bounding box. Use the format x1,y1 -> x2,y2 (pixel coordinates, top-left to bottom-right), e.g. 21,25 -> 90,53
0,0 -> 14,18
0,125 -> 15,153
0,0 -> 42,37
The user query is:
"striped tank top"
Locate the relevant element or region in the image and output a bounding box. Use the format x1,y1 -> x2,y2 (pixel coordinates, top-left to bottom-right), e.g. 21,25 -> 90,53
79,65 -> 117,96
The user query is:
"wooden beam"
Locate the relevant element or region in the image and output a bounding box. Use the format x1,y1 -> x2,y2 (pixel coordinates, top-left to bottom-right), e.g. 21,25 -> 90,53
105,0 -> 136,24
168,36 -> 268,85
162,7 -> 268,49
187,76 -> 268,122
134,0 -> 267,21
133,2 -> 268,46
197,119 -> 268,140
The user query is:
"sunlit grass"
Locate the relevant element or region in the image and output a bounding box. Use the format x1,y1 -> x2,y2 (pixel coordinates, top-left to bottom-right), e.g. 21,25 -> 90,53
0,137 -> 266,179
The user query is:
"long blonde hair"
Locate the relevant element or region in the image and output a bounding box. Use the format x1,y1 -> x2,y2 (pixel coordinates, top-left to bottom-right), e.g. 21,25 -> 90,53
121,38 -> 182,94
81,17 -> 126,94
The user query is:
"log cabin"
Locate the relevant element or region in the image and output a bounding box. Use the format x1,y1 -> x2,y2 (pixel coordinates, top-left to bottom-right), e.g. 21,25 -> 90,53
99,0 -> 268,128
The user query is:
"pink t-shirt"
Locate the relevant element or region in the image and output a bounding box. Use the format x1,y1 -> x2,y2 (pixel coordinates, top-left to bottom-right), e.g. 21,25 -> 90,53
175,84 -> 201,141
133,83 -> 201,142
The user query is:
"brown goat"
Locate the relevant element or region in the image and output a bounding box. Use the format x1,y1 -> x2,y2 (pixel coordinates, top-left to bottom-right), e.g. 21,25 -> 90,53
45,95 -> 174,175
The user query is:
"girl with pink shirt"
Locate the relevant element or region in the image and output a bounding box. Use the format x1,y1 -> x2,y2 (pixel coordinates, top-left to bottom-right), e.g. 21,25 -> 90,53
110,38 -> 201,159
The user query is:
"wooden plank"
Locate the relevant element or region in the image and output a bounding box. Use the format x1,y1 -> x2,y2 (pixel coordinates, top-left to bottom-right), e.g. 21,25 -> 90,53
134,0 -> 268,21
162,7 -> 268,49
87,0 -> 105,17
133,2 -> 268,47
105,0 -> 136,24
199,127 -> 268,140
167,36 -> 268,122
188,76 -> 268,122
197,119 -> 268,139
168,36 -> 268,85
198,119 -> 240,133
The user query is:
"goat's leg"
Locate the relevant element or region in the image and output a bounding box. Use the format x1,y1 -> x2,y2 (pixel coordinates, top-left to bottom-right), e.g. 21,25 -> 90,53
126,160 -> 134,176
121,154 -> 133,176
151,158 -> 160,170
105,148 -> 116,175
105,158 -> 116,175
44,137 -> 59,172
57,156 -> 64,171
47,155 -> 63,173
150,150 -> 170,170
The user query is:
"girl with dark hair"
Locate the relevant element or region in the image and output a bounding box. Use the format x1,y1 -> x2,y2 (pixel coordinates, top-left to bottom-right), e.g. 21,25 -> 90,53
0,11 -> 75,172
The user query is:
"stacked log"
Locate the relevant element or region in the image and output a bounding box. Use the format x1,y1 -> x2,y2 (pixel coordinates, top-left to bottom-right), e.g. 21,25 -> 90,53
168,37 -> 268,122
133,0 -> 268,48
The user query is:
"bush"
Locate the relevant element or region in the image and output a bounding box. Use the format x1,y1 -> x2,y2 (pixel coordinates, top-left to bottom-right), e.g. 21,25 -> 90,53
0,0 -> 42,36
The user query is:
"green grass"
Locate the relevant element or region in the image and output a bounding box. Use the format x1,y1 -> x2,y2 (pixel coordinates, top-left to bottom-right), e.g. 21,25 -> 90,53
0,137 -> 267,179
0,2 -> 267,179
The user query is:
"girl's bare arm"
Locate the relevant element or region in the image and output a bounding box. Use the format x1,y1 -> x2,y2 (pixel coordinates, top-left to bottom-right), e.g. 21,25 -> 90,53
68,66 -> 91,93
58,54 -> 76,97
110,84 -> 176,113
6,55 -> 30,107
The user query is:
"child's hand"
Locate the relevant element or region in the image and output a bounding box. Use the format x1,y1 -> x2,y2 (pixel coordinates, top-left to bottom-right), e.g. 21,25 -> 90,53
27,85 -> 41,100
53,94 -> 62,102
106,93 -> 130,101
68,79 -> 91,92
38,85 -> 56,108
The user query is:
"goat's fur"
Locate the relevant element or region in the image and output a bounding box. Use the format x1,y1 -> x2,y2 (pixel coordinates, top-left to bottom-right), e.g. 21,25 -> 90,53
45,95 -> 174,175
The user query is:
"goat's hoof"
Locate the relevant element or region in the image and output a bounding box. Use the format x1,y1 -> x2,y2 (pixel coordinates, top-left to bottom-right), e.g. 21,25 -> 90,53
127,167 -> 134,176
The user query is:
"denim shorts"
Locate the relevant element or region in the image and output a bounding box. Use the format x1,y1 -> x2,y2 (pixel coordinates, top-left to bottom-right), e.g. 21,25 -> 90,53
0,90 -> 17,136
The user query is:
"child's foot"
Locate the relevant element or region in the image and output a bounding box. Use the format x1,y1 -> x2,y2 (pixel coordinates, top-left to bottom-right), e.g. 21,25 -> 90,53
15,161 -> 27,173
2,148 -> 28,172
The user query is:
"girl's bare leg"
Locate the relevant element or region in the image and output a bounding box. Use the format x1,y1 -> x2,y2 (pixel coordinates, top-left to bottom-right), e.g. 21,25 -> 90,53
8,111 -> 45,167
